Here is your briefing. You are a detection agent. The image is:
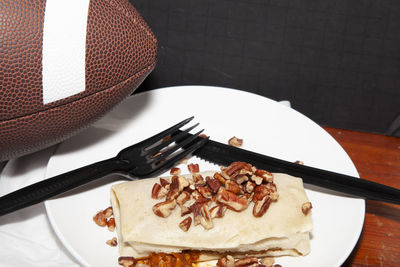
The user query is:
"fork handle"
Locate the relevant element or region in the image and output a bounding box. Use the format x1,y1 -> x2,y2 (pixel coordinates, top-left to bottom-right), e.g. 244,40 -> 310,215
0,157 -> 127,216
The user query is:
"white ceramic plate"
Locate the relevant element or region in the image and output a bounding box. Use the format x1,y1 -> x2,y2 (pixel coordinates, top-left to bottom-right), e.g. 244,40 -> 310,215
45,86 -> 365,267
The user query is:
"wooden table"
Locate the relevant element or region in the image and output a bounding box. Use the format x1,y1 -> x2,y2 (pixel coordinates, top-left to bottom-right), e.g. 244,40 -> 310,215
323,127 -> 400,267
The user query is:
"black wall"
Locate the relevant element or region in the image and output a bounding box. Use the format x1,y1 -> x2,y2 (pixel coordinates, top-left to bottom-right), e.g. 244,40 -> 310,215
131,0 -> 400,135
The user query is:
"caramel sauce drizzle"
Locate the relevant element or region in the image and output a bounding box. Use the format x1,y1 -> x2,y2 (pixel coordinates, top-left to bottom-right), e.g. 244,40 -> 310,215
135,251 -> 200,267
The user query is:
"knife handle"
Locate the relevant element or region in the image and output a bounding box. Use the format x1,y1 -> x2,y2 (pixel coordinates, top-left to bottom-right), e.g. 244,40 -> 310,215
272,161 -> 400,205
0,157 -> 124,216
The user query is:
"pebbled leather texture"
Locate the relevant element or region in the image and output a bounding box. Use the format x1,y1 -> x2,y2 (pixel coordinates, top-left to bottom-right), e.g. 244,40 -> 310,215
0,0 -> 157,161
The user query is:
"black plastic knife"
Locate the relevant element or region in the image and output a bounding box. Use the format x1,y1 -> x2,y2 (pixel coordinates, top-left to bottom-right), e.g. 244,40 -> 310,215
191,138 -> 400,205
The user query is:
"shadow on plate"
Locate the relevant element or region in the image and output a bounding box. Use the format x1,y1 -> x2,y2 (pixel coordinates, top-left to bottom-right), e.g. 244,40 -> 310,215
48,174 -> 129,200
304,183 -> 365,200
0,202 -> 45,226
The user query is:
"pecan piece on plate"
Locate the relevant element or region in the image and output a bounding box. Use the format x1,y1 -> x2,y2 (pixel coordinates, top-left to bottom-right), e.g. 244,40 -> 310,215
106,218 -> 116,232
188,163 -> 200,173
228,136 -> 243,147
103,207 -> 113,218
106,237 -> 118,247
301,201 -> 313,215
93,210 -> 107,227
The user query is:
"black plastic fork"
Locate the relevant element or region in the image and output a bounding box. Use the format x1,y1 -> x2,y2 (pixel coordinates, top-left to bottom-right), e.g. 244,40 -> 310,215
0,117 -> 208,216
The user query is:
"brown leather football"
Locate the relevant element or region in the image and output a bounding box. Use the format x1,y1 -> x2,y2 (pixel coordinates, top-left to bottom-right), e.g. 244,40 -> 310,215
0,0 -> 157,161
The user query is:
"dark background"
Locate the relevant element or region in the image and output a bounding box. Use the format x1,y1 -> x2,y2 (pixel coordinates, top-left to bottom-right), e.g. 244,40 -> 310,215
131,0 -> 400,136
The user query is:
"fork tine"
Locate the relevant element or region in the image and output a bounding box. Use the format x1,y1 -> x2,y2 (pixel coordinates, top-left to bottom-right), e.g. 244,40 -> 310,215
152,136 -> 209,172
151,129 -> 204,163
136,116 -> 194,147
145,123 -> 199,156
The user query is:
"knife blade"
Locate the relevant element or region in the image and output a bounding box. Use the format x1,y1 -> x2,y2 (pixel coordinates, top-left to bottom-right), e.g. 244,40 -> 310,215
191,138 -> 400,205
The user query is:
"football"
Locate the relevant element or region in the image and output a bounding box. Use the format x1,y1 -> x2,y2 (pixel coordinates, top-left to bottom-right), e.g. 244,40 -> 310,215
0,0 -> 157,161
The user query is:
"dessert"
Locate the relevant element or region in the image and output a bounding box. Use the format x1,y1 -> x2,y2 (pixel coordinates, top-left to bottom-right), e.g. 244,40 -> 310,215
109,162 -> 313,265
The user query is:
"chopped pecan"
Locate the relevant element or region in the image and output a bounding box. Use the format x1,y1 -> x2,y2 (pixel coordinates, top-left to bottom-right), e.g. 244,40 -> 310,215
253,184 -> 274,201
224,162 -> 253,177
213,172 -> 226,185
166,175 -> 188,200
265,182 -> 277,192
166,188 -> 180,201
301,202 -> 313,215
253,196 -> 272,217
106,237 -> 118,247
118,257 -> 137,267
243,192 -> 254,204
93,210 -> 107,227
219,169 -> 232,181
199,204 -> 213,230
160,178 -> 170,188
269,192 -> 279,201
234,174 -> 249,184
190,199 -> 211,226
106,218 -> 116,232
255,169 -> 274,182
170,167 -> 181,175
239,167 -> 254,176
192,173 -> 205,184
176,191 -> 191,206
184,184 -> 196,194
191,202 -> 202,226
217,255 -> 235,267
235,257 -> 258,267
176,176 -> 190,191
152,199 -> 177,218
206,176 -> 221,193
197,185 -> 213,198
225,180 -> 243,194
245,181 -> 256,193
228,136 -> 243,147
191,189 -> 204,200
179,217 -> 192,232
180,205 -> 191,216
103,207 -> 113,218
295,160 -> 304,165
210,204 -> 227,218
176,191 -> 190,206
152,183 -> 168,199
188,163 -> 200,173
250,175 -> 263,185
216,187 -> 248,211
